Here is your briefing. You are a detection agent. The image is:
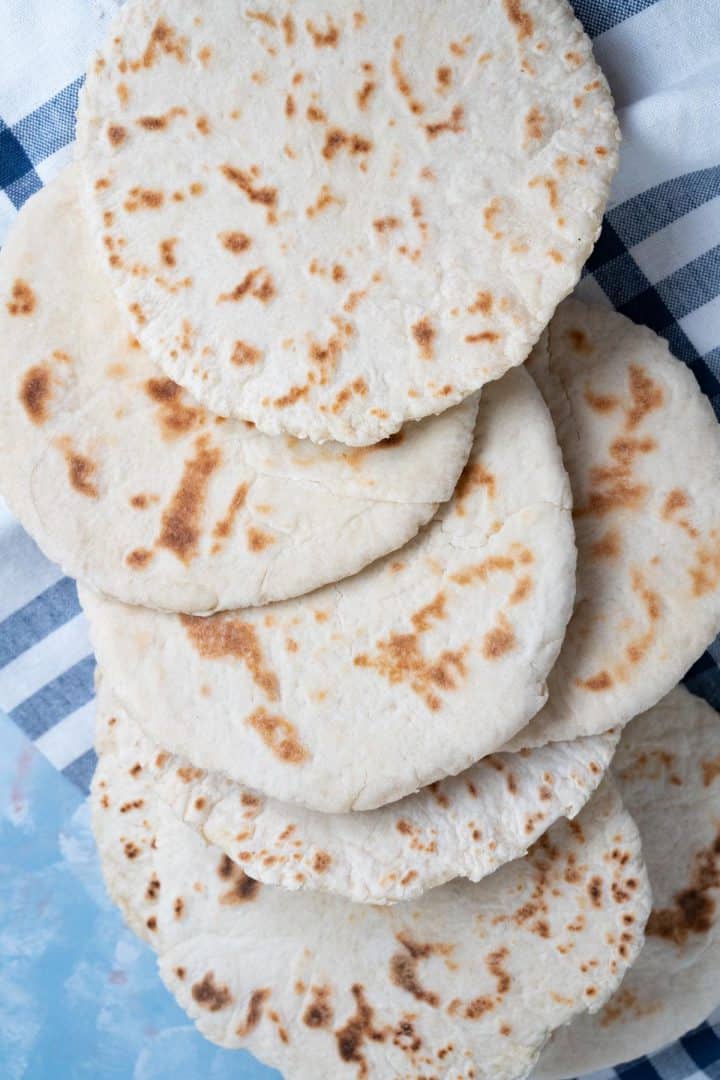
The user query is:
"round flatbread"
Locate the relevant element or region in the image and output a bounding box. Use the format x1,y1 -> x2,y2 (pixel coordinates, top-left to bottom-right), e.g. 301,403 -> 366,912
92,686 -> 650,1080
151,718 -> 617,904
77,0 -> 618,445
80,366 -> 576,812
0,167 -> 477,614
506,299 -> 720,752
535,686 -> 720,1078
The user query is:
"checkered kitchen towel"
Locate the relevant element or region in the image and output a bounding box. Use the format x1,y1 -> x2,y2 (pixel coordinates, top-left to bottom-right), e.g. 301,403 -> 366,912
0,1 -> 719,1077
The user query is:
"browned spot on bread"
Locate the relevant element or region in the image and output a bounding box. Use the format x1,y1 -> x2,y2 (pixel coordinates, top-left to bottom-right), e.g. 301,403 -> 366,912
231,340 -> 263,367
591,528 -> 621,559
524,105 -> 544,144
181,614 -> 278,698
482,614 -> 516,660
211,483 -> 249,546
467,291 -> 493,316
356,80 -> 376,109
155,434 -> 221,563
509,575 -> 533,604
145,377 -> 205,439
303,986 -> 333,1028
124,187 -> 164,212
624,567 -> 660,665
451,553 -> 517,586
331,377 -> 368,414
281,13 -> 295,45
321,127 -> 373,160
435,66 -> 452,92
306,183 -> 341,218
425,105 -> 464,138
246,9 -> 276,27
585,388 -> 619,413
246,525 -> 275,552
482,197 -> 503,239
158,238 -> 177,267
702,755 -> 720,787
126,548 -> 154,569
219,231 -> 252,254
391,35 -> 424,115
220,165 -> 277,220
57,441 -> 99,499
306,104 -> 327,123
247,706 -> 309,764
136,20 -> 188,69
191,972 -> 233,1012
660,488 -> 699,539
577,669 -> 613,692
195,115 -> 210,135
107,124 -> 127,146
454,462 -> 496,514
466,330 -> 500,344
305,15 -> 339,47
217,267 -> 275,305
354,632 -> 467,712
335,985 -> 385,1073
129,493 -> 157,509
19,364 -> 53,424
274,384 -> 309,408
588,876 -> 603,907
576,421 -> 657,518
373,215 -> 401,233
217,853 -> 262,905
503,0 -> 533,40
313,851 -> 332,873
7,279 -> 36,316
284,93 -> 296,117
308,319 -> 353,384
389,933 -> 452,1006
626,364 -> 664,428
529,175 -> 558,210
689,536 -> 720,597
411,316 -> 435,360
411,592 -> 446,632
647,827 -> 719,944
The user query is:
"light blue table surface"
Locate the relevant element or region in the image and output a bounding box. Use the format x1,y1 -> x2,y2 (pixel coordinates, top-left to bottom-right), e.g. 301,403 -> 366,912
0,711 -> 280,1079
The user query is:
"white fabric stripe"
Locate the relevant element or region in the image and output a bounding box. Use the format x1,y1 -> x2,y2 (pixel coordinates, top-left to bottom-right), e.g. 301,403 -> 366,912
610,77 -> 720,206
0,613 -> 91,713
0,502 -> 62,622
594,0 -> 720,109
679,293 -> 720,356
34,698 -> 95,771
0,0 -> 108,124
0,191 -> 16,242
631,197 -> 720,284
35,142 -> 75,185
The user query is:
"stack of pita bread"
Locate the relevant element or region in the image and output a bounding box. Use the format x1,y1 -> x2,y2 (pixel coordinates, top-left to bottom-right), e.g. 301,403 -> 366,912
1,1 -> 719,1076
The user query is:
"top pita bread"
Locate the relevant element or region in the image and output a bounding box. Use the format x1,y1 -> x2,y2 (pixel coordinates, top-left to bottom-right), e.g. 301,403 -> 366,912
0,167 -> 476,614
80,366 -> 576,812
92,693 -> 650,1080
507,299 -> 720,751
77,0 -> 618,445
535,686 -> 720,1078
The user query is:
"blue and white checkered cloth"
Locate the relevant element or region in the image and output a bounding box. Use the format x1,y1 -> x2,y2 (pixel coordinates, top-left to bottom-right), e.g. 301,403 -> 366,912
0,2 -> 719,1077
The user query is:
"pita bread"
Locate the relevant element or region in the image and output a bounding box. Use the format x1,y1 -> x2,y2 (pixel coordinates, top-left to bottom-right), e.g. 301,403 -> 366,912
92,685 -> 650,1080
506,299 -> 720,752
80,366 -> 576,812
535,686 -> 720,1078
150,722 -> 618,904
0,167 -> 477,614
77,0 -> 618,445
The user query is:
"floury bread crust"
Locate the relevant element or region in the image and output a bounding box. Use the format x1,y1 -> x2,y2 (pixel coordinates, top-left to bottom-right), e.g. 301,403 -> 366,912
507,300 -> 720,752
150,722 -> 617,904
92,689 -> 650,1080
0,168 -> 477,614
535,687 -> 720,1078
80,367 -> 576,813
78,0 -> 618,445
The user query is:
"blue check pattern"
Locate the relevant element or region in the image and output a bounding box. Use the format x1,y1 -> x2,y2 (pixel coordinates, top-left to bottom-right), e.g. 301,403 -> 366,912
0,2 -> 718,1077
